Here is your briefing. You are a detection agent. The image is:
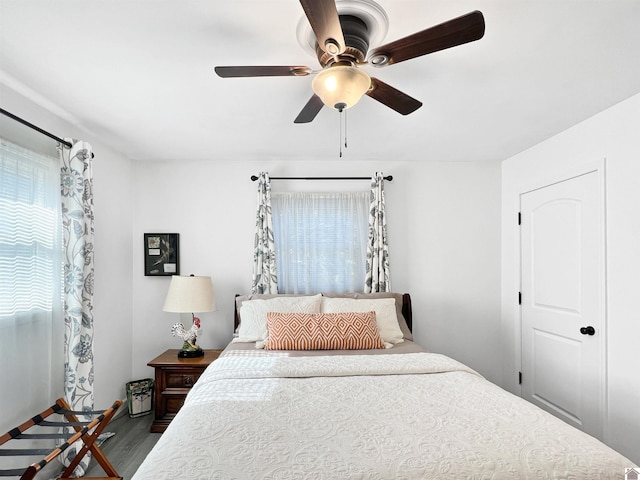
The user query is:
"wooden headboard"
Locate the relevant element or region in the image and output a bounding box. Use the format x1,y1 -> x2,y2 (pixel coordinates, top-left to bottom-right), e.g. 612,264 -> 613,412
234,293 -> 412,333
401,293 -> 413,332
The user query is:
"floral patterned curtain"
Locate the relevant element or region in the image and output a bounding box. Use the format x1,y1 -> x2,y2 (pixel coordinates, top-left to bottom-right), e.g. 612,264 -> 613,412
365,172 -> 390,292
251,172 -> 278,293
59,140 -> 94,475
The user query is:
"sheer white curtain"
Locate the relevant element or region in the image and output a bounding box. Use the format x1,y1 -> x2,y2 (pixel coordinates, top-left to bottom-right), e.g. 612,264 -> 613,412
272,191 -> 369,294
0,139 -> 63,465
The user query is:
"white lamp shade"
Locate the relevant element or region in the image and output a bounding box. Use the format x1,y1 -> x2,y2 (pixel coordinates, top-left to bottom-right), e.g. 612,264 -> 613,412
163,275 -> 215,313
312,65 -> 371,110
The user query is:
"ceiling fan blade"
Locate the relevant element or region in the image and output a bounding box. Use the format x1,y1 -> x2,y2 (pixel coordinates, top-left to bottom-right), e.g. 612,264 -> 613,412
366,78 -> 422,115
368,10 -> 485,67
299,0 -> 346,55
214,66 -> 312,78
294,94 -> 325,123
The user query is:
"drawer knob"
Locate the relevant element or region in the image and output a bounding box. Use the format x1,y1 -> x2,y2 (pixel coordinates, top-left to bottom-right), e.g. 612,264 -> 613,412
184,375 -> 194,386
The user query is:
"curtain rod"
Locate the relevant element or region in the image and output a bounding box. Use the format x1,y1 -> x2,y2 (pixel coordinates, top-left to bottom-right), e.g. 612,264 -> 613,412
1,107 -> 73,149
1,108 -> 95,158
250,175 -> 393,182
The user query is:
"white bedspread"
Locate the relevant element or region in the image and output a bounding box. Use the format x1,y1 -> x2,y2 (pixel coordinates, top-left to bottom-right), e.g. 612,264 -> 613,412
133,352 -> 634,479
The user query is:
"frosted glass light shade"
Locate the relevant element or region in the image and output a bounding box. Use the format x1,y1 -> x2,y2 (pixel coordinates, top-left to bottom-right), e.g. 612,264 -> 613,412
163,275 -> 215,313
312,66 -> 371,110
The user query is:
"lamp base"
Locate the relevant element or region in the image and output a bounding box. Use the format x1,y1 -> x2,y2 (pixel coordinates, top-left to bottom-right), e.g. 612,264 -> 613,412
177,349 -> 204,358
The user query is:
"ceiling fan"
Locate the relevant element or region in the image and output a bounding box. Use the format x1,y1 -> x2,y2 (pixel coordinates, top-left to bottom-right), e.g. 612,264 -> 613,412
214,0 -> 485,123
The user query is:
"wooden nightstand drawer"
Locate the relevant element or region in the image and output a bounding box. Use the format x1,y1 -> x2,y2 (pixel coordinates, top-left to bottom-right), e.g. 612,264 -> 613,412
148,349 -> 222,433
165,395 -> 187,414
165,371 -> 201,388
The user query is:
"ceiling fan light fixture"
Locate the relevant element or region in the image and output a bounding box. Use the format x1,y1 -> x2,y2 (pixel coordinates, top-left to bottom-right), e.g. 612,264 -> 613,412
312,65 -> 371,111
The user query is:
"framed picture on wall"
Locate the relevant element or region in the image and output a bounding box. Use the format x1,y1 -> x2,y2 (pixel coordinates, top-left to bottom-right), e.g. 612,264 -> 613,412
144,233 -> 180,276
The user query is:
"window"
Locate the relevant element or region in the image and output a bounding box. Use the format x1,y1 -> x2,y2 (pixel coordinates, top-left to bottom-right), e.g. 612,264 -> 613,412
0,137 -> 63,448
271,191 -> 369,294
0,139 -> 61,318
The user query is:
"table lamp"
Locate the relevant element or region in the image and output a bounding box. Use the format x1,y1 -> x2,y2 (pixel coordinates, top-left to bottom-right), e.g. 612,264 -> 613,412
163,274 -> 215,358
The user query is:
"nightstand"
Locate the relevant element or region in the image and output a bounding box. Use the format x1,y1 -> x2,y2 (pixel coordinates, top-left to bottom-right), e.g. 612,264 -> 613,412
148,348 -> 222,433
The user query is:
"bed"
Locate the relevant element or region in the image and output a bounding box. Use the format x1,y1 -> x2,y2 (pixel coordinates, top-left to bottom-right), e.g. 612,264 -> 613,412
132,292 -> 635,479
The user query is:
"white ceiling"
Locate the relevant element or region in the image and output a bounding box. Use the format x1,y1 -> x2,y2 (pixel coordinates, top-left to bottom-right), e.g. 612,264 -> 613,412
1,0 -> 640,163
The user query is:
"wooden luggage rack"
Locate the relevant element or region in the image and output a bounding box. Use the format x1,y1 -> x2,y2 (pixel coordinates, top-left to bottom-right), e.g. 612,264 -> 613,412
0,398 -> 122,480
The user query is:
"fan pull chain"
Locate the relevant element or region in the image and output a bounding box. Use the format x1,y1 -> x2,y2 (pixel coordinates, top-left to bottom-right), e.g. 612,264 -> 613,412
344,109 -> 348,150
339,109 -> 343,157
338,109 -> 348,158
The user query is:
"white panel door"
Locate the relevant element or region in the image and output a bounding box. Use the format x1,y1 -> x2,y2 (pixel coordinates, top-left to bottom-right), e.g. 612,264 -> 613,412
520,171 -> 604,438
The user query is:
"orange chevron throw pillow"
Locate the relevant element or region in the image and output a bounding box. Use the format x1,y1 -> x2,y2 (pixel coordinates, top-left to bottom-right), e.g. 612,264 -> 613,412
264,311 -> 385,350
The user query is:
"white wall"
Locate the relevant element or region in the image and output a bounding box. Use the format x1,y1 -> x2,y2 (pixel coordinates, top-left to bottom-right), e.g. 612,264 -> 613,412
501,92 -> 640,464
131,159 -> 503,384
0,83 -> 135,411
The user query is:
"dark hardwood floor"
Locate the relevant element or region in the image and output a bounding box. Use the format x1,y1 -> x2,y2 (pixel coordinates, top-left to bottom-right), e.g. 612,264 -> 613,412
84,411 -> 161,479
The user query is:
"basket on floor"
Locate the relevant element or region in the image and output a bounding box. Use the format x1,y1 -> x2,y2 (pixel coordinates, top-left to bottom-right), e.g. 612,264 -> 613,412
125,378 -> 154,418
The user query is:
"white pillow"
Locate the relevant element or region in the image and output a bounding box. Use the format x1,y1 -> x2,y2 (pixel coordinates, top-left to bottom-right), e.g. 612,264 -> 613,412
234,294 -> 322,343
320,297 -> 404,346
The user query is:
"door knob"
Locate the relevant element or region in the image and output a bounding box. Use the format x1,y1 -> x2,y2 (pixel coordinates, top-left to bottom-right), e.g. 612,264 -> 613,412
580,326 -> 595,336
